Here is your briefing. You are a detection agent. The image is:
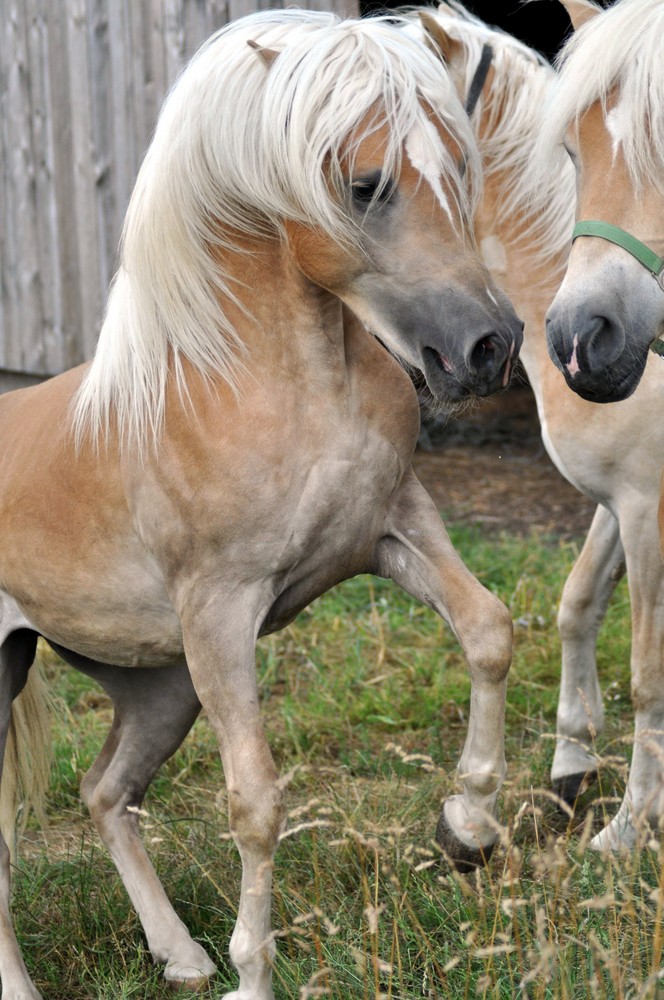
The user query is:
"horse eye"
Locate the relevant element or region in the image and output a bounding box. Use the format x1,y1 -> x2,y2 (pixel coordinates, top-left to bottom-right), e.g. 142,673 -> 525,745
351,173 -> 395,207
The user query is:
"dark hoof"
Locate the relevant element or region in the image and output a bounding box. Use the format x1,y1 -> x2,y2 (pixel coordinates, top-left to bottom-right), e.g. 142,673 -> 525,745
435,810 -> 495,873
552,771 -> 598,810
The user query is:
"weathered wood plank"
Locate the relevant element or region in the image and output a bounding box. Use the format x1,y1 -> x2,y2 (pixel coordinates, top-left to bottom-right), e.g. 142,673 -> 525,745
2,1 -> 44,373
1,0 -> 360,382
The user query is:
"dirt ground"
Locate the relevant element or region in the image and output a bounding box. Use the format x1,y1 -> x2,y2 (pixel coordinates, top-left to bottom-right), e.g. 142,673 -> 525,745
412,378 -> 597,541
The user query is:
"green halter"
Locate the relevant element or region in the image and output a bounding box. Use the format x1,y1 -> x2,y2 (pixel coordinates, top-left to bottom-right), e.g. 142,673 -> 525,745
572,220 -> 664,355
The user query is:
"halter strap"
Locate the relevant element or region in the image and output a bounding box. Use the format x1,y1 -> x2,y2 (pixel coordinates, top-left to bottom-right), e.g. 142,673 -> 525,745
573,220 -> 664,354
573,220 -> 664,279
465,43 -> 493,117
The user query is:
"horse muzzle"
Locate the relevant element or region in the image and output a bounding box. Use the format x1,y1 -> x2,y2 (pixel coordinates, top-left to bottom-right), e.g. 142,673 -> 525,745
420,299 -> 523,403
545,299 -> 648,404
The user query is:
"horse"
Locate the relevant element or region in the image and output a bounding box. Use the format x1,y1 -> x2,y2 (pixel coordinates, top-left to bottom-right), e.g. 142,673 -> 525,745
0,9 -> 524,999
540,0 -> 664,404
413,0 -> 664,850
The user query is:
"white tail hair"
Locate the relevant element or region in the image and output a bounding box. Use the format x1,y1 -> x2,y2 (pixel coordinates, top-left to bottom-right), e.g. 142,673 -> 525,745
0,661 -> 52,860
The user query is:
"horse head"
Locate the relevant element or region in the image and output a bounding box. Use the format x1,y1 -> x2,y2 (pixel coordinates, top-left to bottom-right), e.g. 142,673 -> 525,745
542,0 -> 664,403
74,11 -> 523,451
278,16 -> 523,408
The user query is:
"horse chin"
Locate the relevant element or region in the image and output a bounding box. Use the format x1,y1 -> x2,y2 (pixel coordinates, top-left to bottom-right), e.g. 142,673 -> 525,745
419,354 -> 510,410
423,368 -> 474,404
416,379 -> 479,424
561,353 -> 649,404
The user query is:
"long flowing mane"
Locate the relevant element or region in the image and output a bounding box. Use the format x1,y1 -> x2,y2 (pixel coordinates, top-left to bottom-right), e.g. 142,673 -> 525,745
539,0 -> 664,193
420,2 -> 575,267
73,8 -> 479,450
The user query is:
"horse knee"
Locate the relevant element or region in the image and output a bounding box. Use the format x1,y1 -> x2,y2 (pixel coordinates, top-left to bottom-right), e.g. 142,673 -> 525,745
631,676 -> 664,715
463,593 -> 512,684
83,771 -> 139,840
557,561 -> 620,641
229,780 -> 286,857
557,588 -> 596,642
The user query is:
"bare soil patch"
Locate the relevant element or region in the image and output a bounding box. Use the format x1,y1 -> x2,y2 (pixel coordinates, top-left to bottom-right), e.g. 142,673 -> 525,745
413,381 -> 596,541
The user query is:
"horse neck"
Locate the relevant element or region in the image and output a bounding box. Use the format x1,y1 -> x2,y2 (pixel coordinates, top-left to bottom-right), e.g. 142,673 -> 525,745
215,238 -> 348,390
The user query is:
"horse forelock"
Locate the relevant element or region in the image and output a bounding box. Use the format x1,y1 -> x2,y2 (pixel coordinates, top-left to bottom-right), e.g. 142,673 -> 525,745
73,8 -> 477,451
542,0 -> 664,192
421,3 -> 575,267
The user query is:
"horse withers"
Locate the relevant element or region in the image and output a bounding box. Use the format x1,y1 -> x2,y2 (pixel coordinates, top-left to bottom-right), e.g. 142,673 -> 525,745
541,0 -> 664,404
0,10 -> 522,1000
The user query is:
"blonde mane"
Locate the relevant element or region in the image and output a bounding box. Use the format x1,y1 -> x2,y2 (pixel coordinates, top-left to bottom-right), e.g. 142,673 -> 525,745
540,0 -> 664,193
73,8 -> 479,450
421,2 -> 576,266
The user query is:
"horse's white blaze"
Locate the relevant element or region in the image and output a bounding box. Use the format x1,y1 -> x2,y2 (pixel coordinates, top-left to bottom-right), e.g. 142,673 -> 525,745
606,104 -> 629,157
485,286 -> 499,308
405,118 -> 454,224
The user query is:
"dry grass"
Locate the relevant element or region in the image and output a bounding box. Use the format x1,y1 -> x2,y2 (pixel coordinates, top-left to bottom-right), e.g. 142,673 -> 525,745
7,525 -> 662,998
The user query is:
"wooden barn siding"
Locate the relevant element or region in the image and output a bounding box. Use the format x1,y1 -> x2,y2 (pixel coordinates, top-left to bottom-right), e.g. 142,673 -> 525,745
0,0 -> 358,387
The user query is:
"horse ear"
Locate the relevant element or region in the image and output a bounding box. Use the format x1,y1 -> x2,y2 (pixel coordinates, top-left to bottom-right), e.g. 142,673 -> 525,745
247,39 -> 280,67
559,0 -> 601,31
419,10 -> 464,64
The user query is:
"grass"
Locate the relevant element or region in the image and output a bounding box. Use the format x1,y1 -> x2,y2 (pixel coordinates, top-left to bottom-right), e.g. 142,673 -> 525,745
8,522 -> 663,999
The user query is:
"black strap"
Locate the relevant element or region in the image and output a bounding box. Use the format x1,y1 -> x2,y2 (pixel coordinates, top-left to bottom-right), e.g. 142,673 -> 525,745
465,43 -> 493,117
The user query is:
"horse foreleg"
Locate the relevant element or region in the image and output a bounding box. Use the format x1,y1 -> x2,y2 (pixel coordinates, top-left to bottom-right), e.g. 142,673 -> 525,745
375,472 -> 512,870
179,596 -> 285,1000
590,510 -> 664,850
0,629 -> 42,1000
552,503 -> 624,806
72,659 -> 216,988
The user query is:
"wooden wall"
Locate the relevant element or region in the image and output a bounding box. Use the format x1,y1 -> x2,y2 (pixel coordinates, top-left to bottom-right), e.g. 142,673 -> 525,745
0,0 -> 358,388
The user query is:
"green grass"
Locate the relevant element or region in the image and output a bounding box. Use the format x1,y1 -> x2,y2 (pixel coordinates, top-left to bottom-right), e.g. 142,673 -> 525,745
9,523 -> 662,999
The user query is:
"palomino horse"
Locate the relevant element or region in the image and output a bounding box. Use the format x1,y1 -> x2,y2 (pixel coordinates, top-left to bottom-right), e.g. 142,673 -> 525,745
542,0 -> 664,403
416,1 -> 664,850
0,10 -> 523,999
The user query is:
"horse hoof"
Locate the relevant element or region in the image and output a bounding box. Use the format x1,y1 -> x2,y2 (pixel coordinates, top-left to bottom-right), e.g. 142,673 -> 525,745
167,974 -> 212,993
552,770 -> 598,810
165,959 -> 216,993
435,809 -> 495,873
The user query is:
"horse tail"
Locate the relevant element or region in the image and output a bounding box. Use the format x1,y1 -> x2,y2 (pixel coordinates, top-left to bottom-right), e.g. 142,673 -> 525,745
0,659 -> 52,859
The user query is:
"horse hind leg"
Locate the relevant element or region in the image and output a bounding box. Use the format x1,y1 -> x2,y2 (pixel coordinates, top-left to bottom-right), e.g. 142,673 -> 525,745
0,628 -> 43,1000
53,649 -> 216,989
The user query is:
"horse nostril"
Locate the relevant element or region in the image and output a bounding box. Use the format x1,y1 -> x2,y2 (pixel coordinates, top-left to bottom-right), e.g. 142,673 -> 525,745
575,313 -> 626,370
469,333 -> 505,377
585,315 -> 612,360
422,346 -> 455,375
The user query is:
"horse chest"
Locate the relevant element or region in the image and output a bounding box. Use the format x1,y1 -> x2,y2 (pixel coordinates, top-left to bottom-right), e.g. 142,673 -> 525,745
254,439 -> 405,632
127,422 -> 406,641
